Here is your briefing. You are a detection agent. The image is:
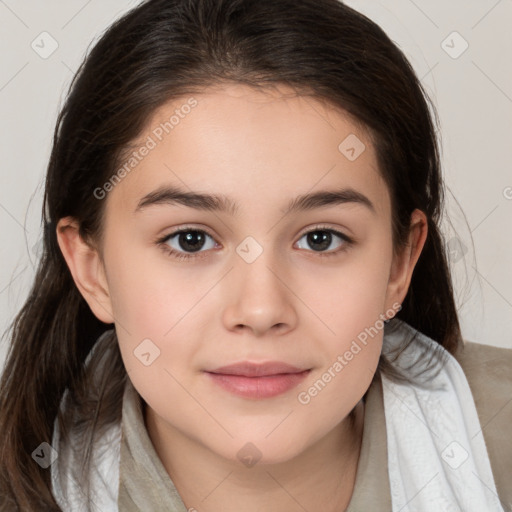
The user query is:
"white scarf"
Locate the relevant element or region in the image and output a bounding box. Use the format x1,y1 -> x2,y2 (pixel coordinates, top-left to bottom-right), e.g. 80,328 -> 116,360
381,321 -> 504,512
51,321 -> 505,511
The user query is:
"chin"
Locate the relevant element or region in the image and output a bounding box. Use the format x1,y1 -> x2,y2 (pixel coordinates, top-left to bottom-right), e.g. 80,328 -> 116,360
217,430 -> 316,468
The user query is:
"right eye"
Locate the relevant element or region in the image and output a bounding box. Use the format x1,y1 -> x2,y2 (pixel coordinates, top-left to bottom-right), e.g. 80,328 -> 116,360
157,227 -> 219,260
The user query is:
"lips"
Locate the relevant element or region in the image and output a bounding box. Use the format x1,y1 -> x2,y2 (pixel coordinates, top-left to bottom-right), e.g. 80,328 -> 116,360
205,361 -> 311,399
208,361 -> 308,377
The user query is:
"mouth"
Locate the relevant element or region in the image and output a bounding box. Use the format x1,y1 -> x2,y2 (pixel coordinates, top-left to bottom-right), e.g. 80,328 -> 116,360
204,361 -> 312,399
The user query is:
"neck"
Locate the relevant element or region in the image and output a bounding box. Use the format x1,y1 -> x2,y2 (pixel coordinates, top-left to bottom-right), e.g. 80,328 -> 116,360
145,400 -> 365,512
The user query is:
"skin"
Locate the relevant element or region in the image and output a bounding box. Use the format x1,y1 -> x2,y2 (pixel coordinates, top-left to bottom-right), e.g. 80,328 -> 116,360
57,83 -> 427,512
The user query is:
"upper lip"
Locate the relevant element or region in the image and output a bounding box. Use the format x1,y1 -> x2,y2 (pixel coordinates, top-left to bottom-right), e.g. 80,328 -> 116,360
206,361 -> 309,377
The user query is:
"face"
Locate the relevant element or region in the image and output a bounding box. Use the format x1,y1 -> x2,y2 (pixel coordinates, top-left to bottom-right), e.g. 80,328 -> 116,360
66,83 -> 419,465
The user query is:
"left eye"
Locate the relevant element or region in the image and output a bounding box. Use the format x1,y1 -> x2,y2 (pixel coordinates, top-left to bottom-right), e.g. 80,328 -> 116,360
295,228 -> 350,253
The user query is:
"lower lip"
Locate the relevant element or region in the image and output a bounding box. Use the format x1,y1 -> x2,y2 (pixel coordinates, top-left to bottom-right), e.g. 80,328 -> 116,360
205,370 -> 311,399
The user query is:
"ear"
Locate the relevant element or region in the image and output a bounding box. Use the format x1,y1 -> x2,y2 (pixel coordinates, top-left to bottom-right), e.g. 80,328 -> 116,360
56,217 -> 114,324
384,209 -> 428,315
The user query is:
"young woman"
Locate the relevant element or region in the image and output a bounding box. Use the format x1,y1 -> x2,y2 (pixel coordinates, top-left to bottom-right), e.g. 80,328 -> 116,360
0,0 -> 510,511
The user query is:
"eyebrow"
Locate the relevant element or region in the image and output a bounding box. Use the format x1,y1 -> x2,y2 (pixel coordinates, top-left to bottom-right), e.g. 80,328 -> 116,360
135,185 -> 376,216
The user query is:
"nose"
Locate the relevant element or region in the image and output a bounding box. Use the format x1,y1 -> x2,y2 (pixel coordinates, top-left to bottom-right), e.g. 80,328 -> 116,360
221,249 -> 298,338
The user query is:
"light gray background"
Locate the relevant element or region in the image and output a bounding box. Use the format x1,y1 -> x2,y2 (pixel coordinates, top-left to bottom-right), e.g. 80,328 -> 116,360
1,0 -> 511,373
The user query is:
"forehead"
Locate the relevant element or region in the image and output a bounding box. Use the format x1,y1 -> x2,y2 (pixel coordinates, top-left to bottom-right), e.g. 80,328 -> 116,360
107,83 -> 389,218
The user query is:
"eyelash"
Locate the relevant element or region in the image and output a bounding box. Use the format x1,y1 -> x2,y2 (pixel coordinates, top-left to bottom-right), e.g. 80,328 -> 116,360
156,225 -> 354,261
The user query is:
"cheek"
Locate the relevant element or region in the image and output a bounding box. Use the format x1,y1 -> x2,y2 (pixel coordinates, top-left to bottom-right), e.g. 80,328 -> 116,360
108,263 -> 203,417
292,232 -> 392,391
104,237 -> 200,335
297,236 -> 392,339
293,260 -> 391,426
102,243 -> 205,397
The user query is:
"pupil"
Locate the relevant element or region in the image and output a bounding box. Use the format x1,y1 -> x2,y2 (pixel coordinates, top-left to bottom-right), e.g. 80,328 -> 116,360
308,231 -> 331,251
179,231 -> 205,252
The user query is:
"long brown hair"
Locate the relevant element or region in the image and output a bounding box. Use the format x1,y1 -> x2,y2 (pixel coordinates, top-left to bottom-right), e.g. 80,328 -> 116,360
0,0 -> 462,509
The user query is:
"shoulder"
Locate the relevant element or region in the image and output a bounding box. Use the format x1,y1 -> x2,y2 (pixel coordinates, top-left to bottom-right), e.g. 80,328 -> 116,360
453,340 -> 512,405
453,340 -> 512,510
